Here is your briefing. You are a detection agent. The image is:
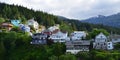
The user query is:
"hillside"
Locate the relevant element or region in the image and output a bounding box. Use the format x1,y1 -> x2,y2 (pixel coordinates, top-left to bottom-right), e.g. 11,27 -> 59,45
0,2 -> 76,33
0,2 -> 120,60
0,2 -> 120,34
81,13 -> 120,28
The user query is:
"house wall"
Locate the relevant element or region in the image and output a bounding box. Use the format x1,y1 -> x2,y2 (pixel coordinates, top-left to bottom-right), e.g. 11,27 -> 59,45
107,42 -> 113,50
66,40 -> 90,54
27,20 -> 39,29
31,33 -> 48,44
66,50 -> 81,54
71,31 -> 86,40
50,31 -> 68,42
93,42 -> 107,49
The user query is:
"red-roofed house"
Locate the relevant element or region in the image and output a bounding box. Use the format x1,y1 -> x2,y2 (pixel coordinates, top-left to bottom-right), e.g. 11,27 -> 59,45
1,23 -> 13,31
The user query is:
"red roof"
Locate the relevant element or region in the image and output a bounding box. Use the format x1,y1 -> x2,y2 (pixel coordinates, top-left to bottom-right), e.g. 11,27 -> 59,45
1,23 -> 13,27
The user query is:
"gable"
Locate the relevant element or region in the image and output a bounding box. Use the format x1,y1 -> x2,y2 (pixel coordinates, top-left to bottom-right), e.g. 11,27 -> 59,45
96,33 -> 107,39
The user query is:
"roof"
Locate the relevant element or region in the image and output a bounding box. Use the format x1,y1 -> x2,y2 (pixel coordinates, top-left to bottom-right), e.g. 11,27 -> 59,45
109,34 -> 120,39
33,33 -> 48,36
28,18 -> 38,24
52,29 -> 67,34
73,31 -> 86,33
95,32 -> 107,39
11,20 -> 21,26
1,23 -> 13,27
66,40 -> 90,45
48,25 -> 60,32
71,31 -> 87,36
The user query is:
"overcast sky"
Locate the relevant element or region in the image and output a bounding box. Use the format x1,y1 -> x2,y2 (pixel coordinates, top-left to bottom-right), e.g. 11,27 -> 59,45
0,0 -> 120,19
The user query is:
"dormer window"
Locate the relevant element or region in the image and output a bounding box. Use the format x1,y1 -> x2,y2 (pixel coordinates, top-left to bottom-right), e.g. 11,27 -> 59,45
101,36 -> 103,38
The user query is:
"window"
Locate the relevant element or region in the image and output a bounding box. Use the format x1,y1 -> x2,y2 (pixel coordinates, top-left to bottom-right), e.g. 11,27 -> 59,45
98,43 -> 99,45
104,43 -> 106,45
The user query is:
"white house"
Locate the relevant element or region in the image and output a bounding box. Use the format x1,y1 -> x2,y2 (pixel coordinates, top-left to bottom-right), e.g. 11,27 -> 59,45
70,31 -> 87,40
30,33 -> 48,44
93,33 -> 113,50
49,30 -> 68,43
27,18 -> 39,30
48,24 -> 60,32
66,40 -> 90,54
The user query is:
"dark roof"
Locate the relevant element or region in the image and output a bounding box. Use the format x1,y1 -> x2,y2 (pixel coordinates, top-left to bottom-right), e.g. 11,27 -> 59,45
33,33 -> 47,36
52,29 -> 67,34
66,40 -> 90,45
109,34 -> 120,39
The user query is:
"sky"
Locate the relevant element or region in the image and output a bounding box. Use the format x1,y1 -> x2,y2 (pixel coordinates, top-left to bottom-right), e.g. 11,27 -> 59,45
0,0 -> 120,19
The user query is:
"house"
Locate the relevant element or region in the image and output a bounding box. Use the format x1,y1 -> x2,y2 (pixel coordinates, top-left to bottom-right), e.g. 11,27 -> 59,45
1,23 -> 13,31
49,30 -> 68,43
109,34 -> 120,44
11,20 -> 21,26
93,33 -> 113,50
70,31 -> 87,40
48,24 -> 60,32
36,25 -> 46,33
66,40 -> 90,54
42,24 -> 59,35
27,18 -> 39,30
30,33 -> 48,44
19,24 -> 30,32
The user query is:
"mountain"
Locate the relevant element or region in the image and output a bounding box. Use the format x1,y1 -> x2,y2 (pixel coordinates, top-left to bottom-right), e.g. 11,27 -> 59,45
81,13 -> 120,28
57,16 -> 69,20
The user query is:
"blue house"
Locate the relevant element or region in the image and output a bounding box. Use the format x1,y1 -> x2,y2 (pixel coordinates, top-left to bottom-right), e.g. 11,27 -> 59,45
19,24 -> 30,32
11,20 -> 21,26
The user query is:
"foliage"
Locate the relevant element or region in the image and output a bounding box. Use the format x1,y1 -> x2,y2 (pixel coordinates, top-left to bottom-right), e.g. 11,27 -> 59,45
59,54 -> 77,60
88,28 -> 110,39
114,43 -> 120,50
76,52 -> 90,60
0,32 -> 66,60
49,54 -> 77,60
0,17 -> 5,24
11,26 -> 21,32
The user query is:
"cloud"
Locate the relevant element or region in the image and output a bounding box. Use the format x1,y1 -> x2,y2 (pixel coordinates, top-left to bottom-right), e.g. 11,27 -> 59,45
0,0 -> 120,19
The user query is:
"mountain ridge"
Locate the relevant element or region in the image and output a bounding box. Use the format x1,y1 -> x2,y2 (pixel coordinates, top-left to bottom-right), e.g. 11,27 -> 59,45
81,13 -> 120,28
